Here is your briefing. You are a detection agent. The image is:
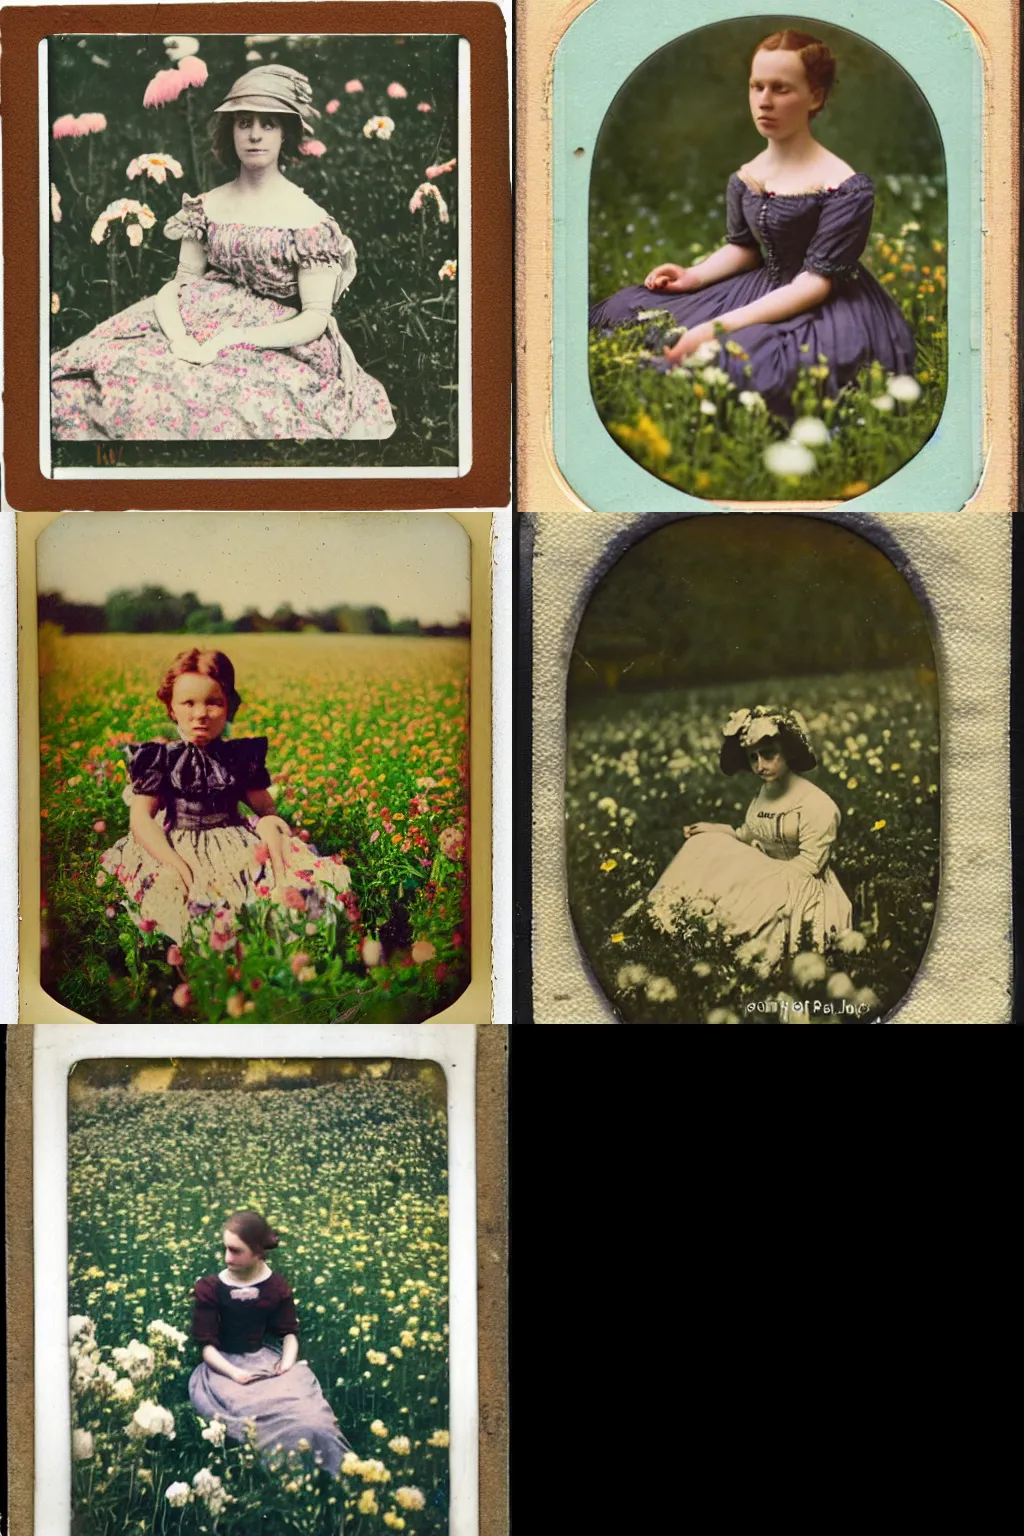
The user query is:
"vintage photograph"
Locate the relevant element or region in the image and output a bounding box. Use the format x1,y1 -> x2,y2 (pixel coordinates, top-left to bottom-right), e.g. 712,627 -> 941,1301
58,1051 -> 454,1535
565,516 -> 941,1023
45,31 -> 463,472
36,513 -> 471,1023
587,17 -> 946,501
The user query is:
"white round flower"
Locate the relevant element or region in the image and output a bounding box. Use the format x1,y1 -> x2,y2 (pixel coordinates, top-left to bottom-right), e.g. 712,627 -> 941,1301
871,394 -> 895,412
700,365 -> 731,387
791,951 -> 827,988
739,390 -> 765,411
887,374 -> 922,403
165,1482 -> 191,1507
699,399 -> 717,417
616,963 -> 649,991
826,971 -> 857,1000
686,338 -> 720,367
790,415 -> 830,447
763,441 -> 815,477
855,986 -> 881,1012
125,1400 -> 176,1440
201,1418 -> 227,1447
706,1006 -> 740,1024
72,1429 -> 95,1460
645,975 -> 678,1003
836,928 -> 867,954
112,1339 -> 155,1381
596,796 -> 617,814
69,1315 -> 94,1345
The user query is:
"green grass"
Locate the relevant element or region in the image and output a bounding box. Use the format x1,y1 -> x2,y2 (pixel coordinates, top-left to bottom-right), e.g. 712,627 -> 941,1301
48,33 -> 460,468
566,669 -> 940,1023
40,633 -> 470,1023
588,174 -> 947,500
68,1069 -> 450,1535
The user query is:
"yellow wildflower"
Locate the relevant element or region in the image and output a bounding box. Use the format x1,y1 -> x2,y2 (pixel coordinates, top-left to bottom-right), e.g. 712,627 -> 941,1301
600,858 -> 617,872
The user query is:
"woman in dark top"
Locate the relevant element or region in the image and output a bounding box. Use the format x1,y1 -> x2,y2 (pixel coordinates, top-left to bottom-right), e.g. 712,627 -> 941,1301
589,29 -> 916,417
188,1209 -> 350,1474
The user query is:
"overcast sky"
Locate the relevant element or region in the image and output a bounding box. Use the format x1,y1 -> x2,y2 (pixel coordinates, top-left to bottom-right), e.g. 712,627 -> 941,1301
37,513 -> 471,627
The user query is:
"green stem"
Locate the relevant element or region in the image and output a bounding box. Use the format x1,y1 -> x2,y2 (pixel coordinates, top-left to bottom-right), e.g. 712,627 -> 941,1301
185,91 -> 202,190
107,240 -> 120,318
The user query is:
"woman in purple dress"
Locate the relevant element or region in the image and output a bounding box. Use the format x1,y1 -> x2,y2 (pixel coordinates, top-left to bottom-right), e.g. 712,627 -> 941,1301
188,1210 -> 351,1475
51,65 -> 395,441
589,30 -> 915,418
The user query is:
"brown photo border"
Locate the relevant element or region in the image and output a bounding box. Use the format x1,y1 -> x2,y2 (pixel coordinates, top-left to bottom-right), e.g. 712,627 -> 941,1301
1,2 -> 511,511
5,1024 -> 509,1534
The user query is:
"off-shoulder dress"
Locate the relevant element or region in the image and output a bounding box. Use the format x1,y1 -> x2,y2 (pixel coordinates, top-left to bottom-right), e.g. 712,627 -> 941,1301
590,173 -> 915,417
189,1270 -> 350,1476
98,736 -> 352,944
648,773 -> 853,968
51,191 -> 395,440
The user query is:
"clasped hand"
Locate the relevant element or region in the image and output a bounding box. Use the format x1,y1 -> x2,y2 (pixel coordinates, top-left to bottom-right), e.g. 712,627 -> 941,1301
171,327 -> 247,366
644,263 -> 699,295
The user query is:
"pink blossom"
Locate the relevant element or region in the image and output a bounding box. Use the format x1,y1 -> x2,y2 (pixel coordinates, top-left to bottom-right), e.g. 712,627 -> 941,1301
326,99 -> 341,114
290,952 -> 311,977
140,918 -> 157,933
143,69 -> 188,108
409,182 -> 450,223
126,153 -> 184,184
167,945 -> 183,966
282,887 -> 307,912
299,139 -> 327,157
417,102 -> 432,113
369,829 -> 380,843
172,983 -> 193,1009
253,843 -> 270,864
51,184 -> 63,222
209,929 -> 233,953
79,113 -> 107,133
256,883 -> 270,898
362,938 -> 383,967
411,941 -> 436,964
176,56 -> 208,86
387,82 -> 408,98
438,825 -> 465,860
226,991 -> 245,1019
53,113 -> 106,139
298,829 -> 311,842
452,930 -> 465,948
93,819 -> 107,833
345,79 -> 364,94
105,906 -> 117,919
52,114 -> 79,139
426,158 -> 457,180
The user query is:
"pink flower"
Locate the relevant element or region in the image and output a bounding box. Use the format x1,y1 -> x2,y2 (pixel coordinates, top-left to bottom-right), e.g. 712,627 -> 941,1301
298,829 -> 311,842
426,158 -> 457,180
126,153 -> 184,184
96,871 -> 107,887
105,906 -> 117,919
172,983 -> 192,1009
78,113 -> 107,133
417,102 -> 432,113
411,941 -> 436,964
438,825 -> 465,860
256,883 -> 270,898
452,930 -> 465,949
209,929 -> 233,953
345,79 -> 364,94
387,82 -> 408,98
369,829 -> 380,843
166,945 -> 183,967
282,887 -> 307,912
143,69 -> 188,107
53,112 -> 106,139
93,819 -> 107,833
51,184 -> 62,222
176,56 -> 208,86
326,99 -> 340,114
289,952 -> 311,977
299,139 -> 327,157
438,260 -> 457,282
140,918 -> 157,933
52,114 -> 79,139
253,843 -> 270,864
409,182 -> 450,223
362,938 -> 383,967
226,991 -> 245,1019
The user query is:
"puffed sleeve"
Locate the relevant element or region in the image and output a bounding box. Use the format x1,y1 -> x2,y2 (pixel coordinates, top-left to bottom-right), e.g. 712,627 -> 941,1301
231,737 -> 271,791
802,177 -> 875,281
164,193 -> 209,245
123,741 -> 166,796
267,1276 -> 300,1337
726,175 -> 759,249
291,220 -> 357,304
191,1276 -> 221,1346
793,795 -> 841,877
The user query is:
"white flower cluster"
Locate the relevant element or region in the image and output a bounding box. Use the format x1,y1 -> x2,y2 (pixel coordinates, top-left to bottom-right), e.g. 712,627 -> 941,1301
192,1467 -> 231,1515
200,1417 -> 227,1447
112,1338 -> 156,1381
125,1399 -> 176,1440
147,1318 -> 188,1350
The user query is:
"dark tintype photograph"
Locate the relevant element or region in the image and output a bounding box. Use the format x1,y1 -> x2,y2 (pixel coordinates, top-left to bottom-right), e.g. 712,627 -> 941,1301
565,516 -> 941,1023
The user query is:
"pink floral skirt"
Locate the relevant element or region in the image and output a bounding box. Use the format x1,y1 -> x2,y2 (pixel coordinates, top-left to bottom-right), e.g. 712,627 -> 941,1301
99,817 -> 352,945
51,272 -> 396,441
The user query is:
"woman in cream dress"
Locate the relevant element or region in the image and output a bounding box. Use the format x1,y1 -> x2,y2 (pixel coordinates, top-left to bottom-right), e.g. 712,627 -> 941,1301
649,706 -> 852,967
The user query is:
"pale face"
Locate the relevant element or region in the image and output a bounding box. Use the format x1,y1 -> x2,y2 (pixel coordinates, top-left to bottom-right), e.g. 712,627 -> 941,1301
747,735 -> 790,784
232,112 -> 285,168
223,1227 -> 260,1274
169,672 -> 229,746
748,49 -> 822,140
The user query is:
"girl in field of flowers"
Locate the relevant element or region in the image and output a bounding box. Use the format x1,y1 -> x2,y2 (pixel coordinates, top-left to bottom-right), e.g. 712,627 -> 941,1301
648,706 -> 852,968
51,64 -> 395,441
98,647 -> 352,944
590,29 -> 915,418
189,1210 -> 351,1475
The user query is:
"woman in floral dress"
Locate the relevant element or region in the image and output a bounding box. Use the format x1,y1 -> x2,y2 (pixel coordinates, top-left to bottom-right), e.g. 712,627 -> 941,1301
51,65 -> 395,441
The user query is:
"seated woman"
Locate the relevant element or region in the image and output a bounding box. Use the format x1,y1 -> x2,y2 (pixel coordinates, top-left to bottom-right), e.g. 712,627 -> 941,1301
589,29 -> 915,417
648,706 -> 852,968
189,1210 -> 351,1475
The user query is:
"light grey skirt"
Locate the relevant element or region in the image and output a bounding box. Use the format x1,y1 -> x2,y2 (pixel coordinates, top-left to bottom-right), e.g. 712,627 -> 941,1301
188,1347 -> 350,1477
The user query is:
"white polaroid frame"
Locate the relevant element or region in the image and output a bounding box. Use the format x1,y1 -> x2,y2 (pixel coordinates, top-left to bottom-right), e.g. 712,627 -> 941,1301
33,1022 -> 479,1533
38,33 -> 472,481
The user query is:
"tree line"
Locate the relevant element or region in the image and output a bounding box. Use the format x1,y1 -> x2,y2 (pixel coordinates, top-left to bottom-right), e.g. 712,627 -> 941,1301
38,586 -> 470,638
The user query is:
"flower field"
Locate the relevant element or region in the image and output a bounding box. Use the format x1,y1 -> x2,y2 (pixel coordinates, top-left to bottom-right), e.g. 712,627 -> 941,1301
567,669 -> 940,1023
68,1067 -> 450,1534
48,32 -> 460,469
40,633 -> 470,1023
588,173 -> 947,500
